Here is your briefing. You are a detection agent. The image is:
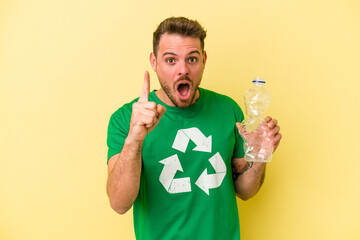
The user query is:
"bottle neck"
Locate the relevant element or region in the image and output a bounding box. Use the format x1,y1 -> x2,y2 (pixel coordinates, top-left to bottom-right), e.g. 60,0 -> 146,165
252,78 -> 265,86
253,82 -> 265,86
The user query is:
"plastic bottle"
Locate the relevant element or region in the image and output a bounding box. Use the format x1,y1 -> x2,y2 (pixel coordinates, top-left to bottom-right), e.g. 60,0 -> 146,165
241,77 -> 273,162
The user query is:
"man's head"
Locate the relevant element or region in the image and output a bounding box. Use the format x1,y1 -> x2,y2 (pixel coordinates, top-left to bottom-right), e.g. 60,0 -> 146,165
153,17 -> 207,58
150,17 -> 207,108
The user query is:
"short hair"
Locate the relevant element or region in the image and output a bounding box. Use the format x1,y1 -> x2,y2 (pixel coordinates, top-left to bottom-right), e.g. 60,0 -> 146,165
153,17 -> 207,57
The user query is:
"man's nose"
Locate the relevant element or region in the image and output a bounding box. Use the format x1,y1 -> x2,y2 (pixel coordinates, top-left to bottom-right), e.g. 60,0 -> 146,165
177,60 -> 189,75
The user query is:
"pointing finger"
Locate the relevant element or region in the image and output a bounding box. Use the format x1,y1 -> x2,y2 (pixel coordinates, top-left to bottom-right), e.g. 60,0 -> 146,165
138,71 -> 150,102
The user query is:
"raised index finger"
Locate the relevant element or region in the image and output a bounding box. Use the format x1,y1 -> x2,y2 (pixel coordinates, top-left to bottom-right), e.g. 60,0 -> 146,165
138,71 -> 150,102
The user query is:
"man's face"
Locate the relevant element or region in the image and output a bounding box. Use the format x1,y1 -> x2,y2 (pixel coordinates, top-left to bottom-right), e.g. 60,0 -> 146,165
150,33 -> 207,108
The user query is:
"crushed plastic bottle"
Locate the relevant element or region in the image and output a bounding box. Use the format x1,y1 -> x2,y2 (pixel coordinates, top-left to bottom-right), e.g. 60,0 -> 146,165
240,77 -> 273,162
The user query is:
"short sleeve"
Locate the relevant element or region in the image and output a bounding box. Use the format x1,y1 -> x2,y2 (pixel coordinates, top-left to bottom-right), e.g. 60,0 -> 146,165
232,102 -> 245,159
106,103 -> 133,163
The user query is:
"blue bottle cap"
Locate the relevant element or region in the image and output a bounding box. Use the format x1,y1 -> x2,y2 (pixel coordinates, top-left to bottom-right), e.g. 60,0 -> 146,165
253,77 -> 265,83
252,80 -> 265,83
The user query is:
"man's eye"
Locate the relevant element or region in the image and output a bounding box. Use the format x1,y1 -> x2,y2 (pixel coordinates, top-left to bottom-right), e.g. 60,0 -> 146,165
166,58 -> 175,63
189,57 -> 197,63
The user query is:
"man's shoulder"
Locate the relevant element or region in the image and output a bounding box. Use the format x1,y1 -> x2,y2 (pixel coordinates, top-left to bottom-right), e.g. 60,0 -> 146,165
200,88 -> 239,106
110,97 -> 138,121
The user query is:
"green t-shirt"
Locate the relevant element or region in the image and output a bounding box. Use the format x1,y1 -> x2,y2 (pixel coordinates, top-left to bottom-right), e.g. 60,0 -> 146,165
107,88 -> 245,240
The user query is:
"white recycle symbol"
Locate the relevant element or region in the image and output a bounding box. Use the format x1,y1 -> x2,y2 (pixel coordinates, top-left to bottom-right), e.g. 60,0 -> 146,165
159,127 -> 227,195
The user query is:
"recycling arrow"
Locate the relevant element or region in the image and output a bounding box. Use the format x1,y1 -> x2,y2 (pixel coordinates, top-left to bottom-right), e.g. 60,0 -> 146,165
159,154 -> 191,194
159,128 -> 227,195
172,127 -> 212,153
195,152 -> 227,195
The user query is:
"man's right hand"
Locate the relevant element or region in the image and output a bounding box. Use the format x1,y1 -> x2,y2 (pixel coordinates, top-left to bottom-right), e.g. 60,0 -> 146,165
128,71 -> 166,141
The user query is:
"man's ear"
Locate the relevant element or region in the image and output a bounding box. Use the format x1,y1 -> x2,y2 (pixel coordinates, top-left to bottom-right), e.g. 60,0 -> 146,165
203,51 -> 207,66
150,52 -> 157,71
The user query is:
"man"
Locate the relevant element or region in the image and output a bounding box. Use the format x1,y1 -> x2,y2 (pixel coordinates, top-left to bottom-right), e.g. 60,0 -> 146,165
106,17 -> 281,240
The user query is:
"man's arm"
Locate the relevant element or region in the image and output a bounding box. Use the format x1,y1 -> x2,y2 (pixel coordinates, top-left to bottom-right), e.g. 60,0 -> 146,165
232,158 -> 266,201
106,72 -> 166,214
107,139 -> 143,214
232,116 -> 281,200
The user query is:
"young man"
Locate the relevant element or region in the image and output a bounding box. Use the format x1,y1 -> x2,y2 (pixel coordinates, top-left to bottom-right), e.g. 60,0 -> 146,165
106,17 -> 281,240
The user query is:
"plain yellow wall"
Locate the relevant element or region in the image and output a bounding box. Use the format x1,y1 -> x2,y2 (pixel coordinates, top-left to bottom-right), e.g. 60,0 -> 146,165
1,0 -> 359,239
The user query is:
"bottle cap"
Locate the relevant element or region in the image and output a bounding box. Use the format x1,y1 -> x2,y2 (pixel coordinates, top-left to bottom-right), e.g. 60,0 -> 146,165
253,77 -> 265,84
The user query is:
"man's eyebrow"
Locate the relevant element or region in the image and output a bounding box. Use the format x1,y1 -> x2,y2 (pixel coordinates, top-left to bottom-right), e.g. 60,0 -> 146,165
189,50 -> 201,55
162,50 -> 201,58
162,52 -> 177,57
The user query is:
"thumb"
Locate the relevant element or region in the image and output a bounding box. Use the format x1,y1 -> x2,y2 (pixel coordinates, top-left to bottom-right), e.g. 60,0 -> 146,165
157,104 -> 166,121
138,71 -> 150,102
236,122 -> 248,137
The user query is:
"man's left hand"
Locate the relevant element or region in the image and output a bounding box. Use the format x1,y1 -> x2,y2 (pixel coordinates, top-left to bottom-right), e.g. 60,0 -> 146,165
264,116 -> 282,152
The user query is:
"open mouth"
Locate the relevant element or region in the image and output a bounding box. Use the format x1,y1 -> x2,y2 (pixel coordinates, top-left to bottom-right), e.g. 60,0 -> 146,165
176,82 -> 191,100
178,83 -> 189,96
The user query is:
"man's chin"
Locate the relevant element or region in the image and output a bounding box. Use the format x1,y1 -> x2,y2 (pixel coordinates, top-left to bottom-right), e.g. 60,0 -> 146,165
176,90 -> 199,108
176,102 -> 192,108
162,87 -> 199,108
173,96 -> 197,108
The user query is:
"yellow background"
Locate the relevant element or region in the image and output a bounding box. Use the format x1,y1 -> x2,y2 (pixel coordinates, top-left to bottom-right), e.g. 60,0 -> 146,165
1,0 -> 359,239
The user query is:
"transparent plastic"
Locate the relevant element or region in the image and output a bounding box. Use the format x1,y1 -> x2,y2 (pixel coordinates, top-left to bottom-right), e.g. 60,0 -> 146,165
240,78 -> 273,162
